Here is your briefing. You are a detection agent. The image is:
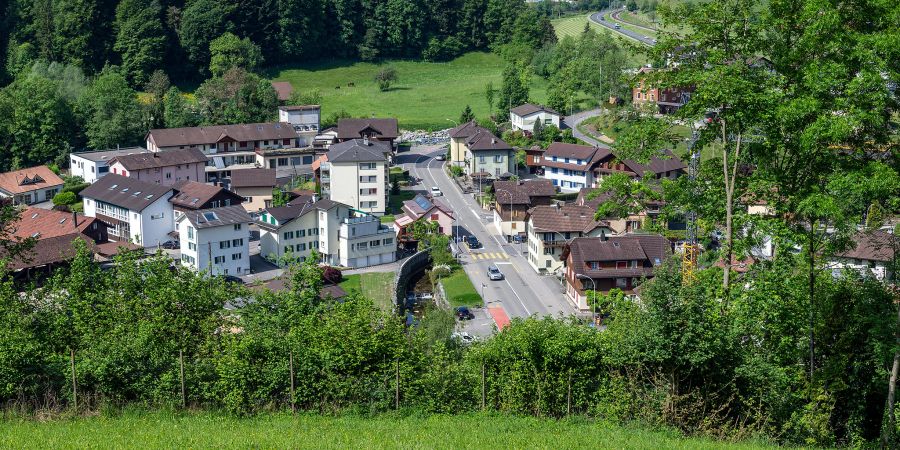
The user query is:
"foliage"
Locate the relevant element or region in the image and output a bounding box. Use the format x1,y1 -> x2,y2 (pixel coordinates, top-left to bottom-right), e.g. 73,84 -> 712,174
484,81 -> 496,115
321,266 -> 342,284
162,87 -> 199,128
194,68 -> 277,124
288,89 -> 323,106
497,62 -> 529,119
179,0 -> 236,73
589,173 -> 663,220
113,0 -> 165,86
51,191 -> 77,206
449,165 -> 464,177
459,105 -> 475,124
271,188 -> 290,207
76,67 -> 144,149
374,66 -> 398,92
209,32 -> 263,77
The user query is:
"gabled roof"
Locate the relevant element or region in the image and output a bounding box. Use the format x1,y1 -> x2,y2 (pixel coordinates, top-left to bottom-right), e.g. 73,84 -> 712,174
80,174 -> 172,211
565,234 -> 671,278
11,207 -> 104,240
544,142 -> 606,161
70,147 -> 148,163
448,120 -> 481,139
0,165 -> 64,195
337,118 -> 399,140
836,230 -> 895,262
147,123 -> 297,147
170,180 -> 244,210
400,194 -> 454,221
624,149 -> 687,176
1,233 -> 96,271
492,179 -> 556,205
510,103 -> 560,117
264,198 -> 341,226
271,81 -> 294,101
110,148 -> 207,171
527,204 -> 608,234
466,129 -> 511,151
178,205 -> 253,229
326,139 -> 389,163
230,168 -> 276,188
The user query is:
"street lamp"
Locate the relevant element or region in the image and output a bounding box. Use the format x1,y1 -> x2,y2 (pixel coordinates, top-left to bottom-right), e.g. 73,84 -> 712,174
576,274 -> 597,317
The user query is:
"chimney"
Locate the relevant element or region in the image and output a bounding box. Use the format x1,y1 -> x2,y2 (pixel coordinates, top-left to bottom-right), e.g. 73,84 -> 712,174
72,211 -> 78,227
363,136 -> 369,146
554,203 -> 561,212
601,230 -> 608,242
312,193 -> 319,202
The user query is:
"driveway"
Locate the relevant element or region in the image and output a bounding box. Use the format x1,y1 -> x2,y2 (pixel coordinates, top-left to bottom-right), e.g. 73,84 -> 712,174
564,109 -> 612,148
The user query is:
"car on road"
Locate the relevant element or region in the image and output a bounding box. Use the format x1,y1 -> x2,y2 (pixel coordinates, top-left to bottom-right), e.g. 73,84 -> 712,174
487,264 -> 504,281
436,154 -> 446,161
161,240 -> 179,249
465,235 -> 482,249
614,23 -> 621,29
455,306 -> 475,320
431,186 -> 443,197
451,332 -> 475,345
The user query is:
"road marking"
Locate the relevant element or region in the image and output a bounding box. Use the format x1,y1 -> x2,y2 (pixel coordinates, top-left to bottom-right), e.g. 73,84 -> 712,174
487,306 -> 511,331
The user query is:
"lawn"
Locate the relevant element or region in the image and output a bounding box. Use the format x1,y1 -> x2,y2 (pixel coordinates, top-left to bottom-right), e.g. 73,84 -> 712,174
0,411 -> 776,449
551,15 -> 649,67
270,52 -> 549,131
387,189 -> 416,215
441,268 -> 482,307
339,272 -> 395,310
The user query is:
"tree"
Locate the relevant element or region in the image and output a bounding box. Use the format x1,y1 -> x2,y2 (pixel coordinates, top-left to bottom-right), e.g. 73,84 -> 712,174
144,70 -> 170,129
114,0 -> 166,86
374,66 -> 398,91
209,32 -> 263,76
497,62 -> 529,119
589,173 -> 663,220
0,74 -> 77,170
163,86 -> 199,128
459,105 -> 475,123
194,68 -> 277,124
484,81 -> 496,116
626,0 -> 638,11
77,67 -> 143,149
289,89 -> 323,106
271,188 -> 290,207
52,191 -> 77,206
179,0 -> 235,73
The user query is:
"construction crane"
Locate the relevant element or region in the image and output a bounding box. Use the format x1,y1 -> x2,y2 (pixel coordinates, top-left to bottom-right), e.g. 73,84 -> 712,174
682,131 -> 701,286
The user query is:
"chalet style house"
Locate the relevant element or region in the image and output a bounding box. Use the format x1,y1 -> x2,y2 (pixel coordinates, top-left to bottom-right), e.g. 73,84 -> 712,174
491,179 -> 556,242
0,165 -> 64,205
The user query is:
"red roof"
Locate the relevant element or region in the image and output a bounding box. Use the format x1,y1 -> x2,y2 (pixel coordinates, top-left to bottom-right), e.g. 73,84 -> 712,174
12,208 -> 101,240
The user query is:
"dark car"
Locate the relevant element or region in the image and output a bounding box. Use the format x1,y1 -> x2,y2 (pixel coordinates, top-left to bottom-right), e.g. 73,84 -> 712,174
465,235 -> 482,249
222,275 -> 244,285
455,306 -> 475,320
161,240 -> 179,249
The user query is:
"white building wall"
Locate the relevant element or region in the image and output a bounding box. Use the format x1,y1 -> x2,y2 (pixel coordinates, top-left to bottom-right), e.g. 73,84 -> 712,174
70,154 -> 106,184
326,162 -> 387,215
179,221 -> 250,275
259,213 -> 320,262
134,195 -> 175,247
543,167 -> 591,192
511,112 -> 561,132
337,217 -> 397,268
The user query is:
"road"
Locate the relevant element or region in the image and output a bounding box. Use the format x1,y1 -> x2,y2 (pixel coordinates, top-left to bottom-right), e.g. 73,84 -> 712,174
563,108 -> 612,148
590,9 -> 656,46
397,145 -> 578,322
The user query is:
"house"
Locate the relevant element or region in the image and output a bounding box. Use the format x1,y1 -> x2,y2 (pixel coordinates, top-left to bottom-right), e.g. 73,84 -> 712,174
313,127 -> 339,150
632,67 -> 694,114
145,122 -> 300,182
169,180 -> 244,220
447,125 -> 515,178
255,146 -> 320,177
316,138 -> 390,216
278,105 -> 320,147
338,215 -> 397,268
69,147 -> 149,184
108,148 -> 207,186
828,230 -> 896,282
525,145 -> 546,174
622,149 -> 687,180
394,194 -> 455,246
0,165 -> 64,205
80,174 -> 175,247
230,168 -> 277,213
176,205 -> 252,276
525,204 -> 611,274
542,143 -> 686,192
447,120 -> 479,167
576,187 -> 663,235
509,104 -> 561,132
562,234 -> 671,310
336,118 -> 399,150
491,179 -> 556,242
271,81 -> 294,103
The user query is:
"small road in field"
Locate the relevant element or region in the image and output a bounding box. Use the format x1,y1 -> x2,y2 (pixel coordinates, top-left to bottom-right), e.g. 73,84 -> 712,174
590,9 -> 656,46
564,109 -> 612,149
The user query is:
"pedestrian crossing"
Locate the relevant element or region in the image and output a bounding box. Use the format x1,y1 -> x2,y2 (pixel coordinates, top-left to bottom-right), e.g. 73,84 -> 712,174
470,252 -> 509,260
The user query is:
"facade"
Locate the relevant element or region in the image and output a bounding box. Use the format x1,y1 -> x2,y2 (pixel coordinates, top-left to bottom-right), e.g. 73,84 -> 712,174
229,168 -> 277,212
394,194 -> 455,245
457,128 -> 515,178
0,165 -> 64,205
338,215 -> 397,268
632,67 -> 694,114
278,105 -> 320,147
542,143 -> 686,192
255,147 -> 319,176
336,118 -> 399,150
176,205 -> 252,275
170,180 -> 244,220
491,179 -> 556,241
562,234 -> 671,310
509,104 -> 562,132
69,147 -> 148,184
828,230 -> 895,282
2,208 -> 109,275
525,145 -> 546,174
108,148 -> 207,186
317,138 -> 390,216
525,204 -> 610,274
80,174 -> 175,247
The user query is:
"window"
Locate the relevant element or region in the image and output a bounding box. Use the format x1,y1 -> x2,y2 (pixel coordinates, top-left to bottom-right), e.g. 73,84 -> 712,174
214,256 -> 225,264
187,226 -> 194,240
616,261 -> 627,269
283,138 -> 291,145
370,240 -> 381,247
551,167 -> 558,174
231,253 -> 243,260
360,188 -> 378,196
383,238 -> 393,245
166,172 -> 172,179
188,242 -> 197,251
359,162 -> 377,170
590,261 -> 599,270
298,243 -> 307,251
430,214 -> 439,221
232,238 -> 244,247
358,242 -> 368,250
494,155 -> 503,163
546,260 -> 552,268
283,231 -> 294,240
479,156 -> 485,164
284,245 -> 293,253
359,175 -> 377,183
302,155 -> 313,164
297,229 -> 306,238
233,223 -> 242,231
564,158 -> 569,163
616,278 -> 628,288
277,157 -> 288,166
220,240 -> 231,249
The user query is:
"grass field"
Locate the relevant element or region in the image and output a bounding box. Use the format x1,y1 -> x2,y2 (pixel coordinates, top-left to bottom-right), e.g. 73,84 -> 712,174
271,52 -> 549,131
551,15 -> 649,67
441,268 -> 482,307
0,411 -> 776,449
339,272 -> 395,310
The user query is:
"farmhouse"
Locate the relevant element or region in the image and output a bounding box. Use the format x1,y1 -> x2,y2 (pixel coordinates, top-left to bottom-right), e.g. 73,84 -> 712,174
509,103 -> 561,132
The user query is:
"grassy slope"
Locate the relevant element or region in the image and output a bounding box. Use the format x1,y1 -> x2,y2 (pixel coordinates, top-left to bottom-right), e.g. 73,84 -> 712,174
0,411 -> 776,449
271,52 -> 549,131
551,15 -> 649,67
339,272 -> 395,310
441,268 -> 482,307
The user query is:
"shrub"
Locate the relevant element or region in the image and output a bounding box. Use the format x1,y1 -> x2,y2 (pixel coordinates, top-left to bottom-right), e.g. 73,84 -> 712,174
449,166 -> 464,177
52,191 -> 78,206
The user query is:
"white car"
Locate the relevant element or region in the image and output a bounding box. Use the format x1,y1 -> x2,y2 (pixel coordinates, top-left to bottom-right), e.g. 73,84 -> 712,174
451,332 -> 475,345
436,154 -> 446,161
431,186 -> 443,197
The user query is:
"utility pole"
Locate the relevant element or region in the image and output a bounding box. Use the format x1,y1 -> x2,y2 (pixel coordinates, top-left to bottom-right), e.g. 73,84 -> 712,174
179,349 -> 186,408
70,348 -> 77,411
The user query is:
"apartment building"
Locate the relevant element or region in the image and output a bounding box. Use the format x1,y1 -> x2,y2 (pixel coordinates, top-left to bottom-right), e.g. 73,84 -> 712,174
176,205 -> 252,276
317,138 -> 390,216
69,147 -> 148,184
80,174 -> 175,247
108,148 -> 207,186
338,215 -> 397,268
525,204 -> 610,274
491,179 -> 556,242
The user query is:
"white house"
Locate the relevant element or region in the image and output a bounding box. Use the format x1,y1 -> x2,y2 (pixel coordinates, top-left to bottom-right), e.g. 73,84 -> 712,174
278,105 -> 320,147
338,215 -> 396,268
525,204 -> 611,274
828,230 -> 895,282
0,165 -> 64,205
79,174 -> 175,247
316,138 -> 391,216
176,205 -> 252,276
258,197 -> 349,264
69,147 -> 148,184
509,104 -> 561,132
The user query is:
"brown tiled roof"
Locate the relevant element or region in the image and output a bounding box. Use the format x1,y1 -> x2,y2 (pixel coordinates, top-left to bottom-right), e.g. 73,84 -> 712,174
337,118 -> 399,140
2,233 -> 96,271
80,174 -> 172,211
466,129 -> 511,151
148,123 -> 297,147
448,121 -> 480,139
492,180 -> 556,205
565,235 -> 670,278
837,230 -> 896,262
0,165 -> 64,195
111,148 -> 207,171
170,180 -> 244,209
624,149 -> 687,176
230,168 -> 276,188
527,205 -> 608,233
401,194 -> 454,220
271,81 -> 294,101
510,103 -> 560,117
263,199 -> 340,225
11,208 -> 101,240
178,205 -> 253,229
545,142 -> 608,161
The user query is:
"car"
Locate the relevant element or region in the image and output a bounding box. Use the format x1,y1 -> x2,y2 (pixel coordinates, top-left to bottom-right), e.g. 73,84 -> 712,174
465,235 -> 482,249
487,265 -> 504,281
644,36 -> 652,40
455,306 -> 475,320
161,240 -> 179,249
451,332 -> 475,345
222,275 -> 244,285
431,186 -> 443,197
436,154 -> 446,161
614,23 -> 621,29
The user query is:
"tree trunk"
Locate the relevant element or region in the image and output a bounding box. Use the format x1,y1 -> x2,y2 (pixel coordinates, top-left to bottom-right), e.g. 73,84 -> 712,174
807,227 -> 816,400
881,298 -> 900,448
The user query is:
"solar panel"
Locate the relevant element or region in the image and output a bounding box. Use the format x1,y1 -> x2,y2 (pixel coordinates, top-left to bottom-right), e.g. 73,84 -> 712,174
414,196 -> 432,211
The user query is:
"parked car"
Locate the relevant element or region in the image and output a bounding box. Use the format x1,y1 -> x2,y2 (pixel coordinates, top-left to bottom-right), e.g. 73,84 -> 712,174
465,235 -> 482,249
431,186 -> 443,197
222,275 -> 244,285
161,240 -> 179,249
487,264 -> 504,281
436,154 -> 446,161
451,332 -> 475,345
614,23 -> 621,29
455,306 -> 475,320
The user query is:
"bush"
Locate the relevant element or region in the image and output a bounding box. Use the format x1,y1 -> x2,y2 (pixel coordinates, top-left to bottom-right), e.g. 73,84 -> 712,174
322,266 -> 343,284
422,36 -> 465,62
449,165 -> 464,177
374,67 -> 398,92
52,191 -> 78,206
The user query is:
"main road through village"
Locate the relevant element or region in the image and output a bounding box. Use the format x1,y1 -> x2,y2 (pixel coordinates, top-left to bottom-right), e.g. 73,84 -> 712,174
396,144 -> 578,327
